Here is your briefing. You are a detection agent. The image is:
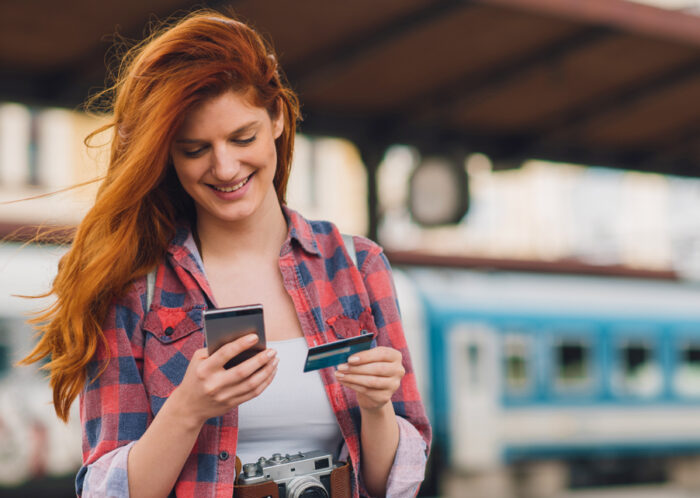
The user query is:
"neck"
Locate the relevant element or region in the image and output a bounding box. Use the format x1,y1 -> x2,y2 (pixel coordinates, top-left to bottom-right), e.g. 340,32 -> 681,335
195,193 -> 288,265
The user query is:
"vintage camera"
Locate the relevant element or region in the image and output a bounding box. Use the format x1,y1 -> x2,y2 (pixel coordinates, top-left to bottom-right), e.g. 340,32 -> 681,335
238,450 -> 343,498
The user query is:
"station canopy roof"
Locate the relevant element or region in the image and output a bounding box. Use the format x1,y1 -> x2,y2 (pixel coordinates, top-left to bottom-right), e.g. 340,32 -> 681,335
2,0 -> 700,176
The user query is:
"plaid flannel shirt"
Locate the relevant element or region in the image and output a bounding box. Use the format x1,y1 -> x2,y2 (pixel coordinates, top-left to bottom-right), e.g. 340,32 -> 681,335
77,206 -> 431,497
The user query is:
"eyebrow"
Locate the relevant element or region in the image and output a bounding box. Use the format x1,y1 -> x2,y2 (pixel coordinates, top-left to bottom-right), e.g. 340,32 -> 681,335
174,121 -> 260,144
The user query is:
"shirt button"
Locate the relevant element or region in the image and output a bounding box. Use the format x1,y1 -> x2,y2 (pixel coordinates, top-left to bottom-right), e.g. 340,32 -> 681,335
164,327 -> 174,336
219,451 -> 230,461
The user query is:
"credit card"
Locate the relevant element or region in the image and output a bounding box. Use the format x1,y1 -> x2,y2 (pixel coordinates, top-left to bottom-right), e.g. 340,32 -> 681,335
303,333 -> 374,372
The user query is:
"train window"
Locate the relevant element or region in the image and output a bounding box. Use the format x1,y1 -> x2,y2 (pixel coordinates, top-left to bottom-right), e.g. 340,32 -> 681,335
674,340 -> 700,397
467,343 -> 480,386
0,344 -> 7,376
554,339 -> 591,391
613,340 -> 661,398
503,335 -> 531,394
0,319 -> 8,376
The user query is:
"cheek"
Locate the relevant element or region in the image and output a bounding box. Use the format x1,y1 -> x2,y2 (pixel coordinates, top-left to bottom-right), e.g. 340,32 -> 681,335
244,141 -> 277,173
171,161 -> 186,184
261,139 -> 279,170
171,160 -> 198,194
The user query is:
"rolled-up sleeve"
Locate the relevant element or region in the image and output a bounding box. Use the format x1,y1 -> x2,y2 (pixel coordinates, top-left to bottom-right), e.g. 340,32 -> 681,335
356,239 -> 432,497
340,415 -> 428,498
386,416 -> 429,497
76,279 -> 149,497
77,442 -> 134,497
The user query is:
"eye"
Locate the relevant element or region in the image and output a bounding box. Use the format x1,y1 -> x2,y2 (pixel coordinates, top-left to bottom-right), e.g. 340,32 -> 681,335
233,135 -> 256,145
182,146 -> 208,158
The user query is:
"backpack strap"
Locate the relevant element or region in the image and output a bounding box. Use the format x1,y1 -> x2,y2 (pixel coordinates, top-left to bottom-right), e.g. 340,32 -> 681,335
146,268 -> 156,312
341,233 -> 357,268
143,232 -> 358,313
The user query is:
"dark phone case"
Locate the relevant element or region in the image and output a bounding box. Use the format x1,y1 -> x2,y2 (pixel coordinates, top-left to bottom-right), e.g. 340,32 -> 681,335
203,305 -> 266,369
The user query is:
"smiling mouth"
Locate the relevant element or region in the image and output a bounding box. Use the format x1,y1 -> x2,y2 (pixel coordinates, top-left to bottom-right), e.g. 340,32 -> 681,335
209,174 -> 252,193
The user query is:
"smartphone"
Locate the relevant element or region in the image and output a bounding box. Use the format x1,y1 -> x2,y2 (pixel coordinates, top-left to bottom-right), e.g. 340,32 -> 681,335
203,304 -> 266,369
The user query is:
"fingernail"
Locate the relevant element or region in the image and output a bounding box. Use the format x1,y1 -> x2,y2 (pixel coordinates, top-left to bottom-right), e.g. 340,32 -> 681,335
338,364 -> 348,371
267,349 -> 277,357
273,357 -> 280,367
248,334 -> 258,343
348,356 -> 359,363
335,371 -> 345,378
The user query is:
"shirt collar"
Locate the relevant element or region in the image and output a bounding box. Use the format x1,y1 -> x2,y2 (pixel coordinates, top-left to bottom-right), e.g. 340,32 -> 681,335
167,205 -> 322,263
167,221 -> 209,284
281,204 -> 322,257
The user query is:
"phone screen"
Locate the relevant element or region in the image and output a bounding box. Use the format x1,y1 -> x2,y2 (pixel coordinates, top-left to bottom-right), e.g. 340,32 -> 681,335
203,304 -> 266,369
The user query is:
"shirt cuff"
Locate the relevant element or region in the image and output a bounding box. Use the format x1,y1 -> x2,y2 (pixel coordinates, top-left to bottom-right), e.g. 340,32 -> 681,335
342,415 -> 428,497
385,415 -> 428,498
80,442 -> 135,498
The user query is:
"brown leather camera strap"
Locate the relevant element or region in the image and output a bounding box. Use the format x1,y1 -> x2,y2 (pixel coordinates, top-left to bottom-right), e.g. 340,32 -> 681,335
233,479 -> 280,498
329,461 -> 351,498
233,461 -> 352,498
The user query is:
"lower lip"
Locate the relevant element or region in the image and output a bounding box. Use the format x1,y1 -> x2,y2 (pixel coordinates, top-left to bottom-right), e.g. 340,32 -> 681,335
209,174 -> 254,201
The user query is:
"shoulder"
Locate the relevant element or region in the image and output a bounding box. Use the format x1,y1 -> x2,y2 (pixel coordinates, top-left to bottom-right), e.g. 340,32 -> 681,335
305,218 -> 386,271
284,206 -> 389,270
286,207 -> 337,243
105,275 -> 148,326
126,273 -> 148,307
348,235 -> 385,273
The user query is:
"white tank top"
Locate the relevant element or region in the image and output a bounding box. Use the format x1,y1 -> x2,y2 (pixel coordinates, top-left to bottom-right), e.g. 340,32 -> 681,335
235,337 -> 343,466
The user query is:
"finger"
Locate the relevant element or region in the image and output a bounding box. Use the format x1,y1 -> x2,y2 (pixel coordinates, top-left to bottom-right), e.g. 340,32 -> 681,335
191,347 -> 209,361
336,379 -> 373,396
226,355 -> 279,401
335,377 -> 396,404
190,348 -> 214,378
208,333 -> 261,369
226,348 -> 277,381
334,372 -> 398,391
337,362 -> 403,378
221,348 -> 277,387
245,359 -> 278,399
234,365 -> 278,406
347,346 -> 402,366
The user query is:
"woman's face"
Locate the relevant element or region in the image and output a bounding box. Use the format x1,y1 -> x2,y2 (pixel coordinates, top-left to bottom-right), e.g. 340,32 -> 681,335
170,90 -> 284,226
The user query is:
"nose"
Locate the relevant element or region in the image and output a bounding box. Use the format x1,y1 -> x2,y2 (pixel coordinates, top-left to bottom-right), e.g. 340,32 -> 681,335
209,142 -> 241,181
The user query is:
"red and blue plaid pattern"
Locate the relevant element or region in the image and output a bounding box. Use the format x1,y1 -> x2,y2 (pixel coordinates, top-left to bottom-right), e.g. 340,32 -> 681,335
78,206 -> 431,497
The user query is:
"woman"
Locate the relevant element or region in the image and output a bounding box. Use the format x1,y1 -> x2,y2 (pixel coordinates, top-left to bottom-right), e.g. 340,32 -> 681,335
21,10 -> 431,498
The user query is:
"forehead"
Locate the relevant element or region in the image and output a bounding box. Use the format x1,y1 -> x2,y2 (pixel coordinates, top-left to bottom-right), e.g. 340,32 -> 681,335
176,90 -> 267,137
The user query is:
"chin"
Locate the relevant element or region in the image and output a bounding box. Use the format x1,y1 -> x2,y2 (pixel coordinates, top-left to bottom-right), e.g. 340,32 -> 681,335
217,204 -> 260,223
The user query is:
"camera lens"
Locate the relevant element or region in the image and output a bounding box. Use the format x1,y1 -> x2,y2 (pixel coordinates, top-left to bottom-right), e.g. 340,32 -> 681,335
299,490 -> 327,498
286,476 -> 329,498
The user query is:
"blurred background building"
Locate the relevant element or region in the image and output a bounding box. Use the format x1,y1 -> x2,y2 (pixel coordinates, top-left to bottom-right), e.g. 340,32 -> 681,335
2,0 -> 700,497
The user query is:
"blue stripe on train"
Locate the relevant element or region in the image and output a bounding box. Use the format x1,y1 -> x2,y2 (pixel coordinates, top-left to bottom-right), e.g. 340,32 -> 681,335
503,440 -> 700,462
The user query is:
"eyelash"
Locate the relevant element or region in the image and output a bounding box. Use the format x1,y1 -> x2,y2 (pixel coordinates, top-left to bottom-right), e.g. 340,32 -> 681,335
182,135 -> 257,158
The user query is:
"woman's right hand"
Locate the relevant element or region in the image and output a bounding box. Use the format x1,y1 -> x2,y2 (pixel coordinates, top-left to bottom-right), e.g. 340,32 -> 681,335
169,333 -> 278,428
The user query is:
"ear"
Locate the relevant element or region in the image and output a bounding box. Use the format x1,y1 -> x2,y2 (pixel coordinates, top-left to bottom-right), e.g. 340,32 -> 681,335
272,98 -> 284,140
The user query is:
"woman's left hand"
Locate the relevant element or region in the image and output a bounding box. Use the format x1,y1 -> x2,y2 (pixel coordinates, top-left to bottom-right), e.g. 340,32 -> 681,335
334,346 -> 405,412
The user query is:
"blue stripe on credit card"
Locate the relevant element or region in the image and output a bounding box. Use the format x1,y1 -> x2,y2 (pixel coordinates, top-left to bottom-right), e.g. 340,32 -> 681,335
303,333 -> 374,372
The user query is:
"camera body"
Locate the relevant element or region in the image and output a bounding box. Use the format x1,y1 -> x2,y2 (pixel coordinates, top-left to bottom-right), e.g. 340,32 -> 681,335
238,450 -> 340,498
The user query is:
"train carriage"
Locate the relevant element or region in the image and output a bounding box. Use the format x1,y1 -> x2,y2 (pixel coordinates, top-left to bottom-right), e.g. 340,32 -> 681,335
394,264 -> 700,490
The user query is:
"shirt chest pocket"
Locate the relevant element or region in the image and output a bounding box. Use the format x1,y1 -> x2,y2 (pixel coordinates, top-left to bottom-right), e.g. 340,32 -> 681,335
142,305 -> 204,400
326,307 -> 378,343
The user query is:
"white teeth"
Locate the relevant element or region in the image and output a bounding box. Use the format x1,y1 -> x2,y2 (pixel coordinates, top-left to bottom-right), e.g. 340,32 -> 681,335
212,176 -> 250,193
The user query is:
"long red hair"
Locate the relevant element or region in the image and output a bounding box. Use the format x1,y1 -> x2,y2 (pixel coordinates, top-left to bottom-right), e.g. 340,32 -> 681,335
20,10 -> 300,421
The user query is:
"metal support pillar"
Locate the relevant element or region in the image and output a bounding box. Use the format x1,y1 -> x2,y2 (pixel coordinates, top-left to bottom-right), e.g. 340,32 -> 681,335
358,142 -> 386,243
